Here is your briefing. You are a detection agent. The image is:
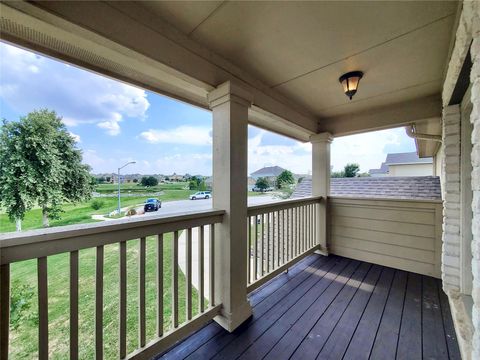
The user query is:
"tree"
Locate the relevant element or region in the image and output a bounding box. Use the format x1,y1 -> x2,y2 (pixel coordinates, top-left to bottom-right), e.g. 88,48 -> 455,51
255,177 -> 270,191
344,163 -> 360,177
0,109 -> 94,229
276,170 -> 295,189
141,176 -> 158,187
331,170 -> 345,178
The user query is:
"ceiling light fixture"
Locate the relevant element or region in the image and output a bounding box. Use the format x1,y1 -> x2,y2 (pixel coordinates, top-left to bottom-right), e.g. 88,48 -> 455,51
339,71 -> 363,100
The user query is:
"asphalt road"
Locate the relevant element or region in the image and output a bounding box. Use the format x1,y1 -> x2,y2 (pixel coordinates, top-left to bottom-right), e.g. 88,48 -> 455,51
142,195 -> 278,217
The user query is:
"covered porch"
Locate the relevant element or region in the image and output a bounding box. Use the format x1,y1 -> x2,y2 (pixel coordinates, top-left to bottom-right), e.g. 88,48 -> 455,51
0,1 -> 479,359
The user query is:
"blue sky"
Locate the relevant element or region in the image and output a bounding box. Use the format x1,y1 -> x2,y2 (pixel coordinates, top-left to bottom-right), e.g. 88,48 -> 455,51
0,42 -> 415,175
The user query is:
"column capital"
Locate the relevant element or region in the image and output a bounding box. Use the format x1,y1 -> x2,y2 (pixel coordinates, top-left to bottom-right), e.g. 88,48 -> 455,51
207,81 -> 253,109
310,132 -> 333,144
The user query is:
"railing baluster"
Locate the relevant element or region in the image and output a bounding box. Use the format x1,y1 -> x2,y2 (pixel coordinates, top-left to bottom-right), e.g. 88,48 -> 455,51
172,231 -> 179,328
282,209 -> 286,264
186,228 -> 193,321
119,241 -> 127,358
0,264 -> 10,360
266,212 -> 270,273
247,218 -> 251,284
70,251 -> 79,360
38,256 -> 48,360
261,213 -> 265,276
254,215 -> 258,280
199,226 -> 205,312
139,237 -> 146,347
157,234 -> 163,337
95,246 -> 104,360
209,224 -> 215,306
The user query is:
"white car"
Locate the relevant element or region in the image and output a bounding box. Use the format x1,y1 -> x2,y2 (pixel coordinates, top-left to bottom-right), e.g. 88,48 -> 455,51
189,191 -> 211,200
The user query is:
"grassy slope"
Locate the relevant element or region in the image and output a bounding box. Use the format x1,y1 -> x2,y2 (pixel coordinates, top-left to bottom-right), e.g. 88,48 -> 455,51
10,233 -> 201,359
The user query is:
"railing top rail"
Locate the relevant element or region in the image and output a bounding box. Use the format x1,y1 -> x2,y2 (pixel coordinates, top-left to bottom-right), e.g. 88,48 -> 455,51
327,196 -> 443,204
247,196 -> 322,215
0,209 -> 225,264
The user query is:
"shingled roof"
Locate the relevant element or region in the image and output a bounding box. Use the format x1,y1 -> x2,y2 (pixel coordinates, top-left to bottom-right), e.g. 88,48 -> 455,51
250,166 -> 286,178
292,176 -> 441,200
385,152 -> 432,165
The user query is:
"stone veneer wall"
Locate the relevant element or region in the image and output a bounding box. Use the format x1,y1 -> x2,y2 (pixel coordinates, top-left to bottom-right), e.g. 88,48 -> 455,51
470,7 -> 480,358
442,105 -> 462,291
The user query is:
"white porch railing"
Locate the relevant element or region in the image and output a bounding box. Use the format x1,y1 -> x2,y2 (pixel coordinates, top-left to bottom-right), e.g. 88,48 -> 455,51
246,196 -> 322,292
0,210 -> 224,360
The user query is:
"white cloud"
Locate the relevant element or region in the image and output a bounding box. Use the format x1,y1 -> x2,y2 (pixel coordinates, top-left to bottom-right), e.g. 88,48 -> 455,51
331,127 -> 411,172
140,126 -> 211,146
248,130 -> 312,175
155,153 -> 212,175
0,42 -> 150,136
69,132 -> 81,143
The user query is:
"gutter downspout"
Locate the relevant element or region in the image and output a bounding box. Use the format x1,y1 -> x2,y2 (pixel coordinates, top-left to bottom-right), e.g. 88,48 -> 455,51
405,125 -> 442,143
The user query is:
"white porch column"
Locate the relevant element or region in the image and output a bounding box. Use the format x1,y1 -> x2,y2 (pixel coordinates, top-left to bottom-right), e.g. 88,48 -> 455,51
310,132 -> 333,255
208,81 -> 253,331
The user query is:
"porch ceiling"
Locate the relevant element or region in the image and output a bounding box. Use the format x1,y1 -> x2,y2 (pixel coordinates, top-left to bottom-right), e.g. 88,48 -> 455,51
139,1 -> 458,119
0,1 -> 459,141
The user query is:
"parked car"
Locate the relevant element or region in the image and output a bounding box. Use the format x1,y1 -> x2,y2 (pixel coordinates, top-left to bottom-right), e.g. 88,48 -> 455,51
144,198 -> 161,212
252,186 -> 274,192
189,191 -> 211,200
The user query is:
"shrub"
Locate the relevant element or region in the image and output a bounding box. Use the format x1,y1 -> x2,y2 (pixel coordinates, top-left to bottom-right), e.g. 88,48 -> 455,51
126,208 -> 137,216
90,199 -> 105,210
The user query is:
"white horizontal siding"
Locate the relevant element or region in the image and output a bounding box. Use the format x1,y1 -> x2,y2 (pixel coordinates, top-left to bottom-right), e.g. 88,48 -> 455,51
329,197 -> 442,278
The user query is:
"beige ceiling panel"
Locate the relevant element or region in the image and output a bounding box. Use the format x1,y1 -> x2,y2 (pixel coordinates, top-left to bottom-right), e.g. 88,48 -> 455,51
138,1 -> 223,35
274,15 -> 454,117
187,1 -> 457,86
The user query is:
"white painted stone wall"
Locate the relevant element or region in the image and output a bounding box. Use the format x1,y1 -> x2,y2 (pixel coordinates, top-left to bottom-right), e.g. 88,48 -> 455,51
470,6 -> 480,357
442,105 -> 462,291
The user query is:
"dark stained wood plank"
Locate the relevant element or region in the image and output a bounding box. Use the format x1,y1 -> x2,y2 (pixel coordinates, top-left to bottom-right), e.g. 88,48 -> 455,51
207,258 -> 352,360
343,267 -> 395,360
159,254 -> 324,360
184,256 -> 341,359
397,272 -> 422,360
422,276 -> 449,359
438,279 -> 461,360
369,270 -> 407,360
288,263 -> 373,360
157,255 -> 460,360
240,261 -> 365,360
316,265 -> 383,360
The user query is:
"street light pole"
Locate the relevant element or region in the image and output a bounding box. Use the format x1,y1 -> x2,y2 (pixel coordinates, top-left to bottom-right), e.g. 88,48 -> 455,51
117,161 -> 136,214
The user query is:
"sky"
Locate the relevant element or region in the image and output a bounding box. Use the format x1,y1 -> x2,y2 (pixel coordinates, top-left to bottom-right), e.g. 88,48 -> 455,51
0,41 -> 416,176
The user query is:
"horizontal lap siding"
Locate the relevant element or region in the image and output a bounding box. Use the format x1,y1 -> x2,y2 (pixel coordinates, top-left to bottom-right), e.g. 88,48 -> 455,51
329,197 -> 442,278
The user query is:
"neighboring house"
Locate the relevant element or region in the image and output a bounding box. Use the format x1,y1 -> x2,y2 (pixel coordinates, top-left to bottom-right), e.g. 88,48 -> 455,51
168,173 -> 185,182
292,176 -> 441,200
250,166 -> 286,179
368,152 -> 433,177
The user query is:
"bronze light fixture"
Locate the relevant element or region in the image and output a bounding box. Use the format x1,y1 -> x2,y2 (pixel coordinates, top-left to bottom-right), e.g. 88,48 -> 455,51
339,71 -> 363,100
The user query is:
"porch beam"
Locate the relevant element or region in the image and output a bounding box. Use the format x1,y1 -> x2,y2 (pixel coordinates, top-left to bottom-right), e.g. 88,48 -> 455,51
311,132 -> 333,255
209,81 -> 252,331
318,95 -> 442,137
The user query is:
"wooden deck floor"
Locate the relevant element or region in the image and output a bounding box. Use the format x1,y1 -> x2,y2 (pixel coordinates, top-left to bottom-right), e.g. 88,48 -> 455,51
158,254 -> 461,360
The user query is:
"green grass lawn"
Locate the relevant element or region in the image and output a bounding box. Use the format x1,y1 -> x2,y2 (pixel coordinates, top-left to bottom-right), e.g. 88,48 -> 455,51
9,233 -> 201,359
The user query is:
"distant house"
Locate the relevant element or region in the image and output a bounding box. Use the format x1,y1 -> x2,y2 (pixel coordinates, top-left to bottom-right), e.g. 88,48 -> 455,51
168,173 -> 185,182
369,152 -> 433,177
250,166 -> 286,179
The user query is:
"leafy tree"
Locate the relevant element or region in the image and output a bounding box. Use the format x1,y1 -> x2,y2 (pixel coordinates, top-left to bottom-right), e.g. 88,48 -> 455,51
276,170 -> 295,189
189,176 -> 206,190
0,110 -> 94,229
140,176 -> 158,187
344,163 -> 360,177
331,170 -> 345,178
132,178 -> 138,183
255,177 -> 270,191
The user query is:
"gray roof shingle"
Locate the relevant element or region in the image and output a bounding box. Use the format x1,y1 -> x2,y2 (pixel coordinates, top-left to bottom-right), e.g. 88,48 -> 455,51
292,176 -> 441,200
385,152 -> 432,165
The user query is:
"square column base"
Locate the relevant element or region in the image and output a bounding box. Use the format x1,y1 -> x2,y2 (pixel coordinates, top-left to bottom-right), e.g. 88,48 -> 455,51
214,300 -> 252,332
